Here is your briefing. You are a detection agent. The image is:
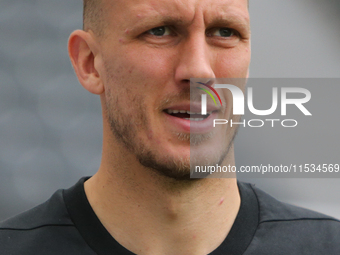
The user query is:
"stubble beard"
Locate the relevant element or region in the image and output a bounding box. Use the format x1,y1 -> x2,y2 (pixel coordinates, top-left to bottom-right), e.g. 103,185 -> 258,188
104,86 -> 238,181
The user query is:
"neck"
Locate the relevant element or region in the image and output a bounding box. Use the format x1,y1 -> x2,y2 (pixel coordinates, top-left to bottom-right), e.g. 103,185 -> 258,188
85,145 -> 240,255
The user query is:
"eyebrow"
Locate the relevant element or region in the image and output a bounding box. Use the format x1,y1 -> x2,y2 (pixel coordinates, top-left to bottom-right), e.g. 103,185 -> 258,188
127,11 -> 250,35
207,14 -> 250,33
128,16 -> 187,34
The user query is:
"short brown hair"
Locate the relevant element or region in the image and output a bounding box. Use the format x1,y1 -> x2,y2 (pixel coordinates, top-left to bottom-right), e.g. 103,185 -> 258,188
83,0 -> 105,36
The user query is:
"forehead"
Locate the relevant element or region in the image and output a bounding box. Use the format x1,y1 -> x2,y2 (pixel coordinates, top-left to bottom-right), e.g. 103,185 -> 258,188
104,0 -> 249,28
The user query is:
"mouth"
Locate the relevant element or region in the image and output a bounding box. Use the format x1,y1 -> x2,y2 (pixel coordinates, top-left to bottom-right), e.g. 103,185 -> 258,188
164,109 -> 215,121
162,103 -> 221,133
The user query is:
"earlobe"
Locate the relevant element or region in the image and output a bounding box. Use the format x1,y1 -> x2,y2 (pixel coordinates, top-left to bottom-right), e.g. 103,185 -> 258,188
68,30 -> 104,95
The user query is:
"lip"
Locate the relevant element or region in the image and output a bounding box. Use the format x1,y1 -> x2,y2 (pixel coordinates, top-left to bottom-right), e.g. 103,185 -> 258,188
163,110 -> 219,134
165,102 -> 220,113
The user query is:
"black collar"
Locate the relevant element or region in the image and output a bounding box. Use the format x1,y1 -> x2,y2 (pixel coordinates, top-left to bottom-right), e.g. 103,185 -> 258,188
63,177 -> 258,255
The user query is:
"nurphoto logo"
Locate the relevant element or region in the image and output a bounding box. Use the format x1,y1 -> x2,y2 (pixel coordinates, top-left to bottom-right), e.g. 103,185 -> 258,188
196,81 -> 312,128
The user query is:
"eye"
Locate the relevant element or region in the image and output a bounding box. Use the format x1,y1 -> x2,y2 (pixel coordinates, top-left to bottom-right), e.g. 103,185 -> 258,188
147,26 -> 172,36
210,28 -> 237,38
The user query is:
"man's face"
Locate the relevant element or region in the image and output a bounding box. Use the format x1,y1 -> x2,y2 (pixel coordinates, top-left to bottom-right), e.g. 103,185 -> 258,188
98,0 -> 250,179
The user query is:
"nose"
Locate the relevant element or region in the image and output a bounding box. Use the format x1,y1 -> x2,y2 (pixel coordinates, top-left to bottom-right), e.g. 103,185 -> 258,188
174,34 -> 215,85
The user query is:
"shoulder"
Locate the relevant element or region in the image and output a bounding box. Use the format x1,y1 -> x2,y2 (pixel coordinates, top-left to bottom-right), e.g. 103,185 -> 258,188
0,189 -> 93,255
0,189 -> 72,230
250,183 -> 340,224
239,182 -> 340,254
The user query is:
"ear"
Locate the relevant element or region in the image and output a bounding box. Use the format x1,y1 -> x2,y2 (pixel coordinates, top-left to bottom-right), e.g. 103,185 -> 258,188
68,30 -> 104,95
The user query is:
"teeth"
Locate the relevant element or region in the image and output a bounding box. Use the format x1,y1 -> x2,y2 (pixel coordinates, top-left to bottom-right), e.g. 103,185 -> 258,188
166,109 -> 213,115
184,118 -> 204,121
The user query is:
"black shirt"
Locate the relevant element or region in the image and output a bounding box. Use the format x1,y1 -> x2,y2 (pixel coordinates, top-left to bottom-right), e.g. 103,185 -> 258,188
1,177 -> 340,254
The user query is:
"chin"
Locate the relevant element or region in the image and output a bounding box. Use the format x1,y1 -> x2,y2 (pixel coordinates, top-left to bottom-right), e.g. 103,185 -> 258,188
137,140 -> 230,181
135,147 -> 191,180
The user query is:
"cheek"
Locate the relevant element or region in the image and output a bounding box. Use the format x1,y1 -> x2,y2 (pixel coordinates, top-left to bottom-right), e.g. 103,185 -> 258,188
213,49 -> 251,77
102,47 -> 174,114
119,48 -> 173,81
109,48 -> 176,110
